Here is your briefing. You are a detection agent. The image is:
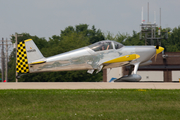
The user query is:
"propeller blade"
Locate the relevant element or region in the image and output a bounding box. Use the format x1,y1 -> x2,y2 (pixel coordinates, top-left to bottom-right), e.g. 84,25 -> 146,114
155,54 -> 157,62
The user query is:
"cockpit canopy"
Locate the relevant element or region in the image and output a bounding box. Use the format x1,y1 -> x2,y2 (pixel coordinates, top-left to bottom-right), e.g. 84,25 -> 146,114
88,40 -> 123,52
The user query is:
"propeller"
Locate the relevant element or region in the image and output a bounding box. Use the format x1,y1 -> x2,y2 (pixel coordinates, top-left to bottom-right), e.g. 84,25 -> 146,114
155,40 -> 164,62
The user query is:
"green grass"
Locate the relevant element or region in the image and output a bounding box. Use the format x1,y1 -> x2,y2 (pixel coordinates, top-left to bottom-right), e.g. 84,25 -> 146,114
0,89 -> 180,120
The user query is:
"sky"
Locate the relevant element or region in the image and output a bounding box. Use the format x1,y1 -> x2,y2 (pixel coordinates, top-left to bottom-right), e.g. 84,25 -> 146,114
0,0 -> 180,40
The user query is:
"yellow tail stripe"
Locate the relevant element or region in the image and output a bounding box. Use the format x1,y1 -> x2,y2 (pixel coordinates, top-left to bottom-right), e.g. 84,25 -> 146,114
29,61 -> 45,65
104,54 -> 140,64
24,39 -> 32,42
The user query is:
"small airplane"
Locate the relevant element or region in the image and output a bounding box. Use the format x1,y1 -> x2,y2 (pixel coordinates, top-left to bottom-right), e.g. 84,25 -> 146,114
16,39 -> 164,82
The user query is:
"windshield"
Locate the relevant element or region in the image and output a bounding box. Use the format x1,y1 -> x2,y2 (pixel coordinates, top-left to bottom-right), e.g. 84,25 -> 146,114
113,41 -> 123,49
88,41 -> 113,52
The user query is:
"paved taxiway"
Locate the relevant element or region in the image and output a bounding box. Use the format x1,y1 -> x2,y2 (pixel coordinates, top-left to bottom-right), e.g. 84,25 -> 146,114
0,82 -> 180,89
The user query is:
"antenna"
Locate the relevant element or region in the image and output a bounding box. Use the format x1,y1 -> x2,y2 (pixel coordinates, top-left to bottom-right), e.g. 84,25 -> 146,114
160,8 -> 161,28
158,8 -> 161,36
141,7 -> 144,23
147,2 -> 149,23
154,11 -> 156,23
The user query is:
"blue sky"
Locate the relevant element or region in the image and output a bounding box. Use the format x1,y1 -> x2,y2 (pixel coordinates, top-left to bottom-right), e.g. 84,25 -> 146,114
0,0 -> 180,40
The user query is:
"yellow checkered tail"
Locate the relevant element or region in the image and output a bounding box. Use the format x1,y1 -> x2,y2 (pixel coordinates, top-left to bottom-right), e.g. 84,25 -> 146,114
16,41 -> 29,73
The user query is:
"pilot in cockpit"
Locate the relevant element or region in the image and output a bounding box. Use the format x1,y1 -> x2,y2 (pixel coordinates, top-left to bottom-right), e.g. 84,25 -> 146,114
101,43 -> 110,51
101,45 -> 105,50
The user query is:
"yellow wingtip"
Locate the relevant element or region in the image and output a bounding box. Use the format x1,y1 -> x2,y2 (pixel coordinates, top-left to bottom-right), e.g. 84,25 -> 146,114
136,54 -> 140,59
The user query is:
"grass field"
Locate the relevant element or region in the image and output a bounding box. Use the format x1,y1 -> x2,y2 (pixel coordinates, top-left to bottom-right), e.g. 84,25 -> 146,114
0,89 -> 180,120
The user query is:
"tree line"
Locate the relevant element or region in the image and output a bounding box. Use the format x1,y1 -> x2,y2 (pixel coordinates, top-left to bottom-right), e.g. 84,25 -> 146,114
6,24 -> 180,82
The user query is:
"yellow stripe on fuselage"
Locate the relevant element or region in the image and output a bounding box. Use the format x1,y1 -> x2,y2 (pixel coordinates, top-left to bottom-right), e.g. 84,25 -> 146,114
103,54 -> 140,64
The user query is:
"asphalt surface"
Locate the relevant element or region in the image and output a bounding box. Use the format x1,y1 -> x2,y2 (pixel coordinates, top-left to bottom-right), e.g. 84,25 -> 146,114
0,82 -> 180,89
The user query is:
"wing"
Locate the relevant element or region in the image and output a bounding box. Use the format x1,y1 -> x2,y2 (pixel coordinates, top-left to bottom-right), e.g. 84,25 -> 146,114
102,54 -> 140,69
103,54 -> 140,63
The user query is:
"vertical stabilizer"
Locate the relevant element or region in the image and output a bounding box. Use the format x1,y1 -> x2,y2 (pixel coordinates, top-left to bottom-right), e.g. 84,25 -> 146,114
24,39 -> 44,63
16,39 -> 45,73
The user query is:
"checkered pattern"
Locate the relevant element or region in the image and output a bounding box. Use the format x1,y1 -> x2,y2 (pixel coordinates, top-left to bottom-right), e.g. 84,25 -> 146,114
16,41 -> 29,73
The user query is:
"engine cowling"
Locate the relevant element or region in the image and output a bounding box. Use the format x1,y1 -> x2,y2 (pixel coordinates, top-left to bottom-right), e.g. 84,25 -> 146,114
114,74 -> 142,82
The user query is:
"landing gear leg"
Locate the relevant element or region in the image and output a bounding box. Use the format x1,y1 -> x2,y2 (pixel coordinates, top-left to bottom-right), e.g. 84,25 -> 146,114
133,62 -> 140,74
114,62 -> 141,82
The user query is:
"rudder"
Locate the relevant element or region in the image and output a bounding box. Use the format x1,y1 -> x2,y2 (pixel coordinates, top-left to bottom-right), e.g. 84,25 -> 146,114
16,41 -> 29,73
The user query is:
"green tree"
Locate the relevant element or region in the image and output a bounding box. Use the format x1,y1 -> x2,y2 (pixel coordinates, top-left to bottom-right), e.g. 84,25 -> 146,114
7,49 -> 16,82
161,26 -> 180,52
104,31 -> 115,40
104,31 -> 144,45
